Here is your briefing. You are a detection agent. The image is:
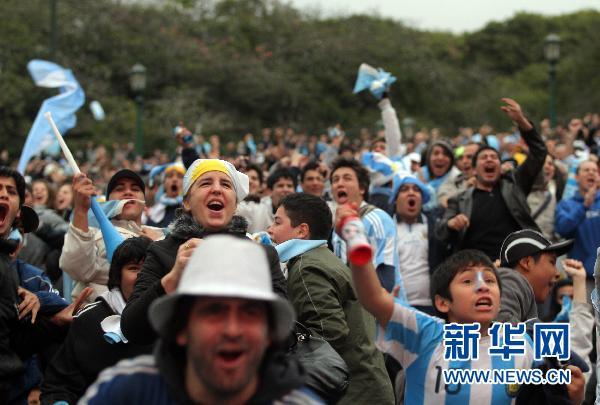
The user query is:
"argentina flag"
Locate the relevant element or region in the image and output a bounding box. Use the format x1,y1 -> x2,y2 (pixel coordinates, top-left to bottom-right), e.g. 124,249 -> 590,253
17,60 -> 85,173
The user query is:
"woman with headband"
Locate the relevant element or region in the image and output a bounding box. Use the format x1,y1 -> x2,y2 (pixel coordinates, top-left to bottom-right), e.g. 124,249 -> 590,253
120,159 -> 287,345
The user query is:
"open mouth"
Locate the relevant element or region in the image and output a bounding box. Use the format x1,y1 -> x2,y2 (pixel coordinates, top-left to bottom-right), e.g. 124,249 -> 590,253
0,205 -> 7,227
170,185 -> 179,193
336,190 -> 348,203
475,297 -> 493,309
207,201 -> 224,211
216,348 -> 245,367
484,166 -> 496,174
407,198 -> 416,208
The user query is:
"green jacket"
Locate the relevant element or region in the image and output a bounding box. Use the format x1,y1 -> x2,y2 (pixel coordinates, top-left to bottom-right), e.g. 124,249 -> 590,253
287,245 -> 394,405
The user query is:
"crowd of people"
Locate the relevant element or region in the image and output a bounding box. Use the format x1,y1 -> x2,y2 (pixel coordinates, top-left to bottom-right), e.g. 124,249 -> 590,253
0,95 -> 599,404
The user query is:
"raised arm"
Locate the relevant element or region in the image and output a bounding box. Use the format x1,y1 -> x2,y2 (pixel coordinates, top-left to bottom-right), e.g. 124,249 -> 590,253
500,98 -> 547,195
378,97 -> 402,158
334,204 -> 394,327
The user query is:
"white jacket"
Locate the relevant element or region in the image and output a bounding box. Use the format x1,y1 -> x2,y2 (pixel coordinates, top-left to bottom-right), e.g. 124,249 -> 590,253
236,197 -> 274,234
59,220 -> 164,301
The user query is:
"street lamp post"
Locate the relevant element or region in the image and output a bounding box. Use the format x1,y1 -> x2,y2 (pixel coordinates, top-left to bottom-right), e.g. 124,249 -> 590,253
402,117 -> 415,140
129,63 -> 147,156
544,34 -> 561,128
50,0 -> 57,60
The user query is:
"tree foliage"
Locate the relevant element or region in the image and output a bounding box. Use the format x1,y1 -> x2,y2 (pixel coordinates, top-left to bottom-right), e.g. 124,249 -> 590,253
1,0 -> 599,155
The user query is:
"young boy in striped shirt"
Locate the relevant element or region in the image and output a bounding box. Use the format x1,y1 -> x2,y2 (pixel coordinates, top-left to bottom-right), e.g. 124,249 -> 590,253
336,203 -> 539,404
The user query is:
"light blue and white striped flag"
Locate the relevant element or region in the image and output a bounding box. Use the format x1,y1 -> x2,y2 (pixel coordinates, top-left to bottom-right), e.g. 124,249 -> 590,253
17,60 -> 85,173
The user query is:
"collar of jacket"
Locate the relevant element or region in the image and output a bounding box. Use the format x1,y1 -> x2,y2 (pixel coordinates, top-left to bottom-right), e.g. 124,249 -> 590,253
154,339 -> 305,404
167,209 -> 248,240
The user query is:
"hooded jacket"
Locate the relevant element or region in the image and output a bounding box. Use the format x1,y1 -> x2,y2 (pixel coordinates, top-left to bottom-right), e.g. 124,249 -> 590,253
422,140 -> 455,191
80,341 -> 321,405
121,211 -> 287,345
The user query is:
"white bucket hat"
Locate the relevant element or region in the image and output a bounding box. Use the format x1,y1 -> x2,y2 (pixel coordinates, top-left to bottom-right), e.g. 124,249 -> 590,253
149,235 -> 295,342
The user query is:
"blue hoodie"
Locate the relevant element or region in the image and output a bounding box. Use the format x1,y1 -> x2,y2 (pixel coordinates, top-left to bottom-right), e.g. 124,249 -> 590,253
11,259 -> 68,314
555,190 -> 600,276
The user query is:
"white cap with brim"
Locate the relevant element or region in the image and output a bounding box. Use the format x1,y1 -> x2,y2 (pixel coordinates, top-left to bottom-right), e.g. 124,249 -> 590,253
149,235 -> 295,342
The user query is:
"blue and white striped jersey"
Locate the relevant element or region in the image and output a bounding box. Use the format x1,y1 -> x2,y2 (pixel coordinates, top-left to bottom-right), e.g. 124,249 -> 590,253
331,202 -> 406,298
377,300 -> 534,405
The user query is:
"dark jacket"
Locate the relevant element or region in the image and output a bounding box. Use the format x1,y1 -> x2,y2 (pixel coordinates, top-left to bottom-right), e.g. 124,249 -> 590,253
435,125 -> 546,251
40,297 -> 153,405
80,341 -> 321,404
287,246 -> 394,405
121,212 -> 287,345
0,250 -> 22,402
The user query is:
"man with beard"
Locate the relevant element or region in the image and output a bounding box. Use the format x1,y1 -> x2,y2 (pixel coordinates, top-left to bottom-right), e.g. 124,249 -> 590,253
435,98 -> 547,259
60,169 -> 164,301
146,163 -> 185,228
81,236 -> 321,404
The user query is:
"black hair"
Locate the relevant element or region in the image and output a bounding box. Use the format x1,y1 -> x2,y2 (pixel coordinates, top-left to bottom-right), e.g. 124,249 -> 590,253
330,157 -> 370,201
107,236 -> 152,290
472,145 -> 500,168
0,166 -> 26,207
430,249 -> 502,320
338,145 -> 355,156
506,251 -> 546,269
543,277 -> 573,322
426,141 -> 455,178
245,163 -> 264,185
370,136 -> 387,150
267,168 -> 297,190
300,161 -> 324,183
280,193 -> 332,240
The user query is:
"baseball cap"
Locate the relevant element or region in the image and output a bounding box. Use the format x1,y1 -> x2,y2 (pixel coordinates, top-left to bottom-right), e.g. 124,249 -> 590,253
499,229 -> 574,267
106,169 -> 145,198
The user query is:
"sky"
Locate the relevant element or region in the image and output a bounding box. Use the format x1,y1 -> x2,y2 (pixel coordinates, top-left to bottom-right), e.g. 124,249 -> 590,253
287,0 -> 600,33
